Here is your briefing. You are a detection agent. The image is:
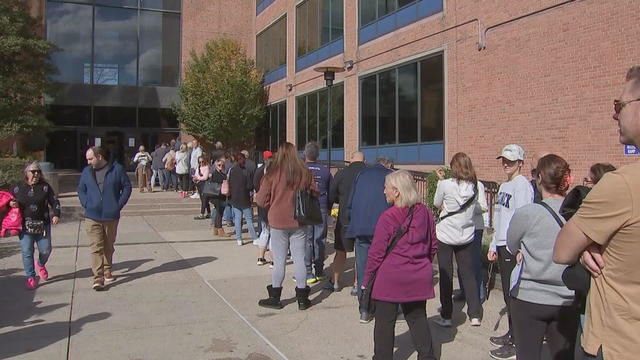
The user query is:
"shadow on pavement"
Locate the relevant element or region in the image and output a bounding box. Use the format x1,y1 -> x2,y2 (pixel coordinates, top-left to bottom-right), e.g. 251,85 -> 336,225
104,256 -> 217,289
0,312 -> 111,360
0,275 -> 68,329
0,239 -> 21,261
44,258 -> 156,285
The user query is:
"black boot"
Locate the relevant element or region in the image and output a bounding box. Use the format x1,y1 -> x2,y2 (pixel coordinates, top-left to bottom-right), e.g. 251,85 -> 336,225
295,286 -> 311,310
258,285 -> 283,309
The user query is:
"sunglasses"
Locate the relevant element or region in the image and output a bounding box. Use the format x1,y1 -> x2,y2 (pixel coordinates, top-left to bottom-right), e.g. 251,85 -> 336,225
30,170 -> 42,174
614,98 -> 640,115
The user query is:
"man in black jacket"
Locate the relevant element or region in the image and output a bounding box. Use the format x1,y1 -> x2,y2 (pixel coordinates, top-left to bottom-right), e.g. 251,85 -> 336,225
228,152 -> 259,246
323,151 -> 367,292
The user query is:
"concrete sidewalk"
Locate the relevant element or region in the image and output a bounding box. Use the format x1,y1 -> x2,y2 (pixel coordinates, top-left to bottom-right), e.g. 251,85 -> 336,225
0,192 -> 512,360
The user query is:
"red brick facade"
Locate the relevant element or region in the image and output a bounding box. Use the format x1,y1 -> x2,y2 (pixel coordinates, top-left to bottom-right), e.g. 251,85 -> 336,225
182,0 -> 640,182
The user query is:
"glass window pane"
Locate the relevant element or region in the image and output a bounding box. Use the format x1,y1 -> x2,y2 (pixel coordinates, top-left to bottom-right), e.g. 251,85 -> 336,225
320,0 -> 331,46
47,105 -> 91,126
95,0 -> 137,6
307,93 -> 318,143
140,0 -> 181,11
398,0 -> 416,8
331,0 -> 343,40
46,2 -> 93,84
93,106 -> 136,127
278,102 -> 287,148
257,16 -> 287,73
378,70 -> 396,145
94,6 -> 137,86
268,107 -> 278,151
398,63 -> 418,143
275,17 -> 287,69
256,111 -> 270,151
360,0 -> 377,26
296,2 -> 308,57
378,0 -> 396,18
139,108 -> 178,128
296,96 -> 307,151
420,55 -> 444,142
318,89 -> 328,149
307,0 -> 320,53
139,11 -> 180,87
361,75 -> 377,146
331,83 -> 344,148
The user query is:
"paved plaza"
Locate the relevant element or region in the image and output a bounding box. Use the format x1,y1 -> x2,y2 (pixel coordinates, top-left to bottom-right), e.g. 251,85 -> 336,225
0,191 -> 513,360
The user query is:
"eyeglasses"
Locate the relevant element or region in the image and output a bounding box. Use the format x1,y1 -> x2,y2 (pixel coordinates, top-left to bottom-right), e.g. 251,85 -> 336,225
29,170 -> 41,174
614,98 -> 640,115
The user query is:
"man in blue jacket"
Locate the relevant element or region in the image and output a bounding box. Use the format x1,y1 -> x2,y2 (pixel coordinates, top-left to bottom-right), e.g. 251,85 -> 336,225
346,156 -> 393,322
78,146 -> 132,290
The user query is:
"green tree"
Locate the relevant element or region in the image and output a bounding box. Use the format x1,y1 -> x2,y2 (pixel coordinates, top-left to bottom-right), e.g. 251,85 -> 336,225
0,0 -> 56,140
174,38 -> 266,148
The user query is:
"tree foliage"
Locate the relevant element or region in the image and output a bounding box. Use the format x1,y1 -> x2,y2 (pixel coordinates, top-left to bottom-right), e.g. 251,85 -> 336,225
0,0 -> 57,140
174,38 -> 266,148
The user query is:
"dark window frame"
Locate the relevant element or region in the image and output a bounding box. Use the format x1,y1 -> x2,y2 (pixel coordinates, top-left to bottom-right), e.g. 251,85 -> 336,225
296,0 -> 344,58
256,15 -> 287,75
296,83 -> 345,151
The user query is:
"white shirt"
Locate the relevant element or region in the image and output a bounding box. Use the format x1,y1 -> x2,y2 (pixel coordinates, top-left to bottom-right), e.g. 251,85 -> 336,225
489,174 -> 534,252
190,146 -> 202,170
434,178 -> 478,246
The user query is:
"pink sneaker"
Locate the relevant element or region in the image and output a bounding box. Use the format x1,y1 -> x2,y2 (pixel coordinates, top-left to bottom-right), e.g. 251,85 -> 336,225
26,277 -> 38,290
34,260 -> 49,281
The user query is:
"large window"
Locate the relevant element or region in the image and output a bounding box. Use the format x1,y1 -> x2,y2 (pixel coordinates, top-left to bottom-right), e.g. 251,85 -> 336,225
296,84 -> 344,151
296,0 -> 343,57
256,16 -> 287,75
46,0 -> 181,87
360,0 -> 417,26
359,53 -> 443,146
256,102 -> 287,152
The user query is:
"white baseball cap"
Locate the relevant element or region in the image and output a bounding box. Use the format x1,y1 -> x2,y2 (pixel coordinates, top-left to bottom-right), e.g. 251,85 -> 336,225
497,144 -> 525,161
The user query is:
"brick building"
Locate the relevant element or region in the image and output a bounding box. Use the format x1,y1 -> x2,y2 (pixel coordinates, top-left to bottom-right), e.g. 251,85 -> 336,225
37,0 -> 640,181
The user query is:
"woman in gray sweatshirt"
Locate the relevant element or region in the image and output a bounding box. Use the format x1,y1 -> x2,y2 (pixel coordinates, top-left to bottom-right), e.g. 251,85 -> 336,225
507,154 -> 578,360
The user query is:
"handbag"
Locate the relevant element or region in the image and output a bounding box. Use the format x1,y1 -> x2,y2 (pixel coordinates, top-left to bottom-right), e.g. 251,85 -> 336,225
24,218 -> 45,236
360,206 -> 416,315
221,180 -> 230,196
202,180 -> 221,197
294,189 -> 323,225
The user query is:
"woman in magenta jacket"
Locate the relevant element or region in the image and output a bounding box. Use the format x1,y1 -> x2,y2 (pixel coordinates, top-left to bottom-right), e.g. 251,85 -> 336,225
363,170 -> 438,360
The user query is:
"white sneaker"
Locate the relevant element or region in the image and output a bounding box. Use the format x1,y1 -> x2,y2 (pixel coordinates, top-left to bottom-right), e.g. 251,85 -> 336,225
470,318 -> 481,326
190,193 -> 199,199
236,240 -> 243,246
433,316 -> 452,327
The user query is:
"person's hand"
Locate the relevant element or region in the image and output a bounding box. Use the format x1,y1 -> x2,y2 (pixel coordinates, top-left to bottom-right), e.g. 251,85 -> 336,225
516,252 -> 523,264
9,200 -> 18,208
435,168 -> 446,180
51,216 -> 59,225
580,243 -> 605,278
487,250 -> 498,262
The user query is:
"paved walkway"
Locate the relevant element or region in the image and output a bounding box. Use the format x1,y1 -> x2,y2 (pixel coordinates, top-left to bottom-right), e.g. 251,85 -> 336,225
0,191 -> 512,360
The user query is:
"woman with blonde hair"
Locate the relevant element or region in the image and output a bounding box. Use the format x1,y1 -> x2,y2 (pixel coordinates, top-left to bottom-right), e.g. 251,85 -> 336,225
363,170 -> 438,360
433,152 -> 483,327
9,162 -> 61,290
256,142 -> 317,310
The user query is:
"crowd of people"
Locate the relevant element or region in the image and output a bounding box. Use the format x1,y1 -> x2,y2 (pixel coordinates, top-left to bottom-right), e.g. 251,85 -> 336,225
4,67 -> 640,360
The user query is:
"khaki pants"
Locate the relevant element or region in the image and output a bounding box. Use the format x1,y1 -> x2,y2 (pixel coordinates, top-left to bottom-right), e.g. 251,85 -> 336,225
136,166 -> 151,192
86,219 -> 119,281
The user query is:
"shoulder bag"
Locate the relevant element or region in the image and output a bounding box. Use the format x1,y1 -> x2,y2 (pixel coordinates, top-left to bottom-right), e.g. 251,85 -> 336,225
360,206 -> 416,315
294,189 -> 323,225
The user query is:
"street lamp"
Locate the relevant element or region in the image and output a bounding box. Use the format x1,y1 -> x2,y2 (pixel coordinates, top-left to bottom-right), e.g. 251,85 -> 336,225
313,66 -> 345,169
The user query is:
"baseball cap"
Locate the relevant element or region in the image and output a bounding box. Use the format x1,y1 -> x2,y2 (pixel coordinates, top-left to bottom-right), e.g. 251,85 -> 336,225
497,144 -> 525,161
263,150 -> 273,160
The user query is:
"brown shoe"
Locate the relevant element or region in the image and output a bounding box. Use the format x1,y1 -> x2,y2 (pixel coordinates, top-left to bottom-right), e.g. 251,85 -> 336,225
104,271 -> 116,283
92,278 -> 105,291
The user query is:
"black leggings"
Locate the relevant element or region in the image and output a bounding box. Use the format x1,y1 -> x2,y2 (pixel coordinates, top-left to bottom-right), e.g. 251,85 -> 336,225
497,245 -> 517,339
438,241 -> 483,320
511,297 -> 579,360
373,300 -> 436,360
196,182 -> 210,215
211,198 -> 225,228
178,173 -> 189,191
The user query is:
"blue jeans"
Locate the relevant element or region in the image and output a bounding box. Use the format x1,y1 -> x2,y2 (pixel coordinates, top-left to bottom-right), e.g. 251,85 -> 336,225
457,229 -> 486,301
305,211 -> 328,278
19,225 -> 52,278
159,169 -> 170,190
223,204 -> 233,223
232,207 -> 258,242
584,347 -> 604,360
355,235 -> 373,308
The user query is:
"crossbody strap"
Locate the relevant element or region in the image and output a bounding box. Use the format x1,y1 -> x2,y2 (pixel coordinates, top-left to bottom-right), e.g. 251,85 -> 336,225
382,205 -> 417,261
439,184 -> 478,221
538,201 -> 565,228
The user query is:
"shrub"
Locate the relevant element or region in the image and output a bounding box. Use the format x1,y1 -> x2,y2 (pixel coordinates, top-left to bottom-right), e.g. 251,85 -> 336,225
0,157 -> 31,190
424,167 -> 452,217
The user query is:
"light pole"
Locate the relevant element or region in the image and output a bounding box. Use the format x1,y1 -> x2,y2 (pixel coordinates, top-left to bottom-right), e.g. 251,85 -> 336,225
313,66 -> 344,169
